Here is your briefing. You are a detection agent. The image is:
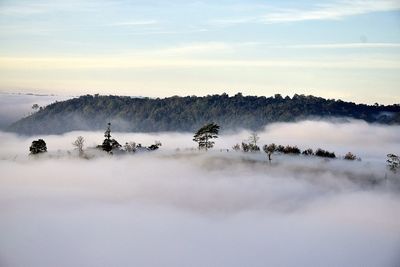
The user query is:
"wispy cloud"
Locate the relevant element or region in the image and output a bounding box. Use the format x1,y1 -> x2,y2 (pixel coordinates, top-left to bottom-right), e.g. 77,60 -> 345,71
283,43 -> 400,49
207,0 -> 400,27
108,20 -> 158,27
262,0 -> 400,23
1,56 -> 399,70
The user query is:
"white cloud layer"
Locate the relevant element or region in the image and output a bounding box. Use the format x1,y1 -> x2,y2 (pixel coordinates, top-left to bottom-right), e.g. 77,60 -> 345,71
0,120 -> 400,267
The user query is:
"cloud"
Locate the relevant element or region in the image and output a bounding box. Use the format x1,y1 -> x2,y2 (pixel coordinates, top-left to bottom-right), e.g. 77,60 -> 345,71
0,93 -> 70,129
1,55 -> 400,70
262,0 -> 400,23
108,20 -> 159,26
285,43 -> 400,49
0,120 -> 400,266
207,0 -> 400,27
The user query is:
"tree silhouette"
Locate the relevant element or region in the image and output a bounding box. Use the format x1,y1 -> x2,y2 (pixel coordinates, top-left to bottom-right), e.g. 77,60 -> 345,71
263,143 -> 276,162
101,122 -> 121,153
29,139 -> 47,155
193,123 -> 220,151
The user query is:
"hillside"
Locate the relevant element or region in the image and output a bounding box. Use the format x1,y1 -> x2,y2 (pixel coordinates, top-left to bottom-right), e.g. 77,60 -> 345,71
7,93 -> 400,135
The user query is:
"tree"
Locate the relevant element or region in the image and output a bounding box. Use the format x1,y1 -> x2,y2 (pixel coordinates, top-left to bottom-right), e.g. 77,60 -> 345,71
193,123 -> 220,151
263,143 -> 276,162
32,104 -> 39,112
302,148 -> 314,156
282,145 -> 301,155
29,139 -> 47,154
72,136 -> 85,156
148,141 -> 162,151
248,132 -> 260,147
387,154 -> 399,173
124,142 -> 136,153
315,148 -> 336,158
232,143 -> 241,152
344,152 -> 357,160
241,142 -> 250,152
101,122 -> 121,153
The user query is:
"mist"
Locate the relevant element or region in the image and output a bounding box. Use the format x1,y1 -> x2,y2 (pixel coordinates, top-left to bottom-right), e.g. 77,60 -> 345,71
0,120 -> 400,267
0,93 -> 71,129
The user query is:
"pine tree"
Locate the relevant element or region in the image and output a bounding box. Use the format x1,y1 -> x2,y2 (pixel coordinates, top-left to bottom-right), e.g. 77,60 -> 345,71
193,123 -> 220,151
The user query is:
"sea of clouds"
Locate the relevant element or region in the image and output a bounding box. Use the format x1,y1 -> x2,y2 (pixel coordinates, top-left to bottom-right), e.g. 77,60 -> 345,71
0,119 -> 400,267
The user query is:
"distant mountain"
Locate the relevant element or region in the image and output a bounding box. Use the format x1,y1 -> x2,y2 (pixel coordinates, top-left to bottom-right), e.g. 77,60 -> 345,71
7,93 -> 400,135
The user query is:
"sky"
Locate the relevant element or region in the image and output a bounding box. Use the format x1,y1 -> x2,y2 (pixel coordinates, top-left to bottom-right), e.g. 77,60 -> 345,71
0,0 -> 399,104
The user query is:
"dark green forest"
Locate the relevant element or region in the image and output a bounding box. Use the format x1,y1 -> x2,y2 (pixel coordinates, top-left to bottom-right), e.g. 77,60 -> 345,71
7,93 -> 400,135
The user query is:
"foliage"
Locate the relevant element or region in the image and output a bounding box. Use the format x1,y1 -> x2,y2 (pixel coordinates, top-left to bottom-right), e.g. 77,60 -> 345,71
32,104 -> 39,111
232,143 -> 241,151
193,123 -> 220,151
344,152 -> 357,160
8,93 -> 400,135
276,145 -> 285,153
29,139 -> 47,154
302,148 -> 314,156
315,149 -> 336,158
282,145 -> 301,155
124,142 -> 136,153
248,132 -> 260,146
387,154 -> 400,173
241,142 -> 260,152
101,123 -> 121,153
263,143 -> 276,161
148,141 -> 162,151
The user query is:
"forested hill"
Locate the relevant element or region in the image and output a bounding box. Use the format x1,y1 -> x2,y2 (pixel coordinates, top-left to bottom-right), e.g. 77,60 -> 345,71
7,93 -> 400,135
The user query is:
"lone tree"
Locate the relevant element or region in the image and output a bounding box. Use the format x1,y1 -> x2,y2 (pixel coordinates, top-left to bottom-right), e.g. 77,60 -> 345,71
263,143 -> 276,162
29,139 -> 47,155
193,123 -> 220,151
72,136 -> 85,156
101,122 -> 121,153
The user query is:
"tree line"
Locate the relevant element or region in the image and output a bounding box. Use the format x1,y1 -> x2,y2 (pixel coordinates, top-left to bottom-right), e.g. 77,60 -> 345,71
28,122 -> 400,173
9,93 -> 400,135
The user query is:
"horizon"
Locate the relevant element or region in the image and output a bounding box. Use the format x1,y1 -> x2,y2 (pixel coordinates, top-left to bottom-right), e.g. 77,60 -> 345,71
1,91 -> 400,106
1,0 -> 400,104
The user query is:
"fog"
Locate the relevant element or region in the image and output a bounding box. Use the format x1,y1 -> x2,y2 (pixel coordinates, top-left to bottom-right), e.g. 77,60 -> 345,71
0,93 -> 71,129
0,120 -> 400,267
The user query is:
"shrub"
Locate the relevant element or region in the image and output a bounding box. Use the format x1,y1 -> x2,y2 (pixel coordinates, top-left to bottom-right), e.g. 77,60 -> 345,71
315,148 -> 336,158
302,148 -> 314,156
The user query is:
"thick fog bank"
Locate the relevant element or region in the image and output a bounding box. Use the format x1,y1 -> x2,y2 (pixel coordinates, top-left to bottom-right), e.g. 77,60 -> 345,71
0,120 -> 399,267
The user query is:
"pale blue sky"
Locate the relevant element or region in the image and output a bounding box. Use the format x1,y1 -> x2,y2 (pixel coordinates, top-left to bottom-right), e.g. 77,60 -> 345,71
0,0 -> 399,104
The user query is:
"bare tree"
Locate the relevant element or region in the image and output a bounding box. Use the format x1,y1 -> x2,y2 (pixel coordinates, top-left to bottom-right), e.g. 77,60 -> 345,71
248,132 -> 260,146
72,136 -> 85,156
